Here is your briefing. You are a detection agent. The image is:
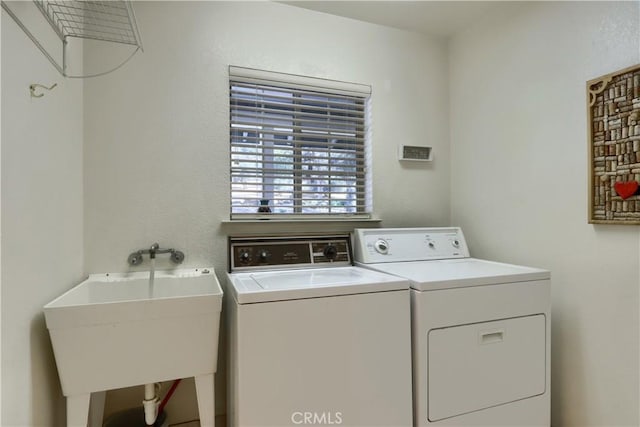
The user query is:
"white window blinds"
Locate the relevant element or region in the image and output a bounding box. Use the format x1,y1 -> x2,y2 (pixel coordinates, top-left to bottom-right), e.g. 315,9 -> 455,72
229,66 -> 372,219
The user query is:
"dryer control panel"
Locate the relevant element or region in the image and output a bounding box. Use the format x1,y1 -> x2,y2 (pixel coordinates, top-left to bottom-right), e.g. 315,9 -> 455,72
353,227 -> 470,264
229,234 -> 352,272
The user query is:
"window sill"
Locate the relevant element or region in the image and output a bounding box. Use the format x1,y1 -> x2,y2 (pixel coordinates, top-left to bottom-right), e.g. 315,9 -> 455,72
220,217 -> 382,233
222,218 -> 381,224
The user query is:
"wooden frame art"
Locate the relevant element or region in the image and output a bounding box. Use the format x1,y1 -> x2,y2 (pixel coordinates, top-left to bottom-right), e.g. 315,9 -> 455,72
588,64 -> 640,224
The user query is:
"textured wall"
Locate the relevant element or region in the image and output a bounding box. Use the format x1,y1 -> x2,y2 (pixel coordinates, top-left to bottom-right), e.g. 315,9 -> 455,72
449,2 -> 640,425
1,7 -> 84,427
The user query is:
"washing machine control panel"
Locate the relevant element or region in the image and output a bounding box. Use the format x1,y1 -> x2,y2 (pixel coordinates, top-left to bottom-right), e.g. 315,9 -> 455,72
229,234 -> 352,271
353,227 -> 470,264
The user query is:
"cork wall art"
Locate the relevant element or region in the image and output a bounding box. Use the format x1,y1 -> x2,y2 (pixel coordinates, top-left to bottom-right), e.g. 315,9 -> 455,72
588,63 -> 640,224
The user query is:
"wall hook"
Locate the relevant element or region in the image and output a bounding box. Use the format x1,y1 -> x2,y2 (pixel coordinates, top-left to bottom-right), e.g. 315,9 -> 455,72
29,83 -> 57,98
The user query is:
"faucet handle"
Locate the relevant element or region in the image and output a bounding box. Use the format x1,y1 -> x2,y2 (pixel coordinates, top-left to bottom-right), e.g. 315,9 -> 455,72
150,243 -> 160,251
128,252 -> 143,266
170,250 -> 185,264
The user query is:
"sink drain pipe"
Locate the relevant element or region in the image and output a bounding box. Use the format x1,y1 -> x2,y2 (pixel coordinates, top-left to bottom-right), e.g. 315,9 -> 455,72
142,379 -> 182,426
143,383 -> 161,425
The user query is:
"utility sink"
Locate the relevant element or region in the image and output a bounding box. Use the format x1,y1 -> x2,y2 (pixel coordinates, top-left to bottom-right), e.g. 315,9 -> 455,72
44,268 -> 222,427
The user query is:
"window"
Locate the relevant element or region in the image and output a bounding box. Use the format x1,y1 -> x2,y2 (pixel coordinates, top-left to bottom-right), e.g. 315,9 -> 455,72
229,66 -> 372,220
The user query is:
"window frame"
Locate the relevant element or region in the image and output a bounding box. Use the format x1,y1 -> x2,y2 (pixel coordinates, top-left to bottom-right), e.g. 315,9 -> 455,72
229,66 -> 372,221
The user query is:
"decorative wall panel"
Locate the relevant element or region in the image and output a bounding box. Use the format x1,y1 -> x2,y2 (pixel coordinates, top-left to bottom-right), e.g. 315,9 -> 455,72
588,64 -> 640,224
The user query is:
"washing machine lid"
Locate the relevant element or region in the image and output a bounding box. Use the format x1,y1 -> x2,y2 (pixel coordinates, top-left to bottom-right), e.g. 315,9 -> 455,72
226,266 -> 408,304
358,258 -> 549,291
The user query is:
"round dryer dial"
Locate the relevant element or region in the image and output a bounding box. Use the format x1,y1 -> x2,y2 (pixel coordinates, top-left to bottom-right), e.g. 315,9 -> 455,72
374,239 -> 389,254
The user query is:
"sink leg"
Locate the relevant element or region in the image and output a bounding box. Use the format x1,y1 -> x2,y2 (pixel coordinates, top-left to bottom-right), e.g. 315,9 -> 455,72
66,393 -> 90,427
89,391 -> 106,427
195,374 -> 215,427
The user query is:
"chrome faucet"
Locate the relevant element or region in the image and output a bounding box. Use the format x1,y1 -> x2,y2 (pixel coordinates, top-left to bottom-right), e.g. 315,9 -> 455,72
128,243 -> 185,265
149,243 -> 160,258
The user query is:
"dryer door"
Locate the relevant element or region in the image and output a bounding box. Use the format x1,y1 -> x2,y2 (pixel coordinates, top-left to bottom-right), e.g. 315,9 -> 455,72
428,314 -> 546,421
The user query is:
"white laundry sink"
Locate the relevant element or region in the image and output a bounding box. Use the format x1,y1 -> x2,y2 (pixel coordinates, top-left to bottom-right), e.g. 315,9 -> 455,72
44,268 -> 223,397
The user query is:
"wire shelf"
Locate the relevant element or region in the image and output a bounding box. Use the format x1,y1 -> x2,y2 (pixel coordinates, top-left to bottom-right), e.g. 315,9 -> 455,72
34,0 -> 142,47
2,0 -> 142,77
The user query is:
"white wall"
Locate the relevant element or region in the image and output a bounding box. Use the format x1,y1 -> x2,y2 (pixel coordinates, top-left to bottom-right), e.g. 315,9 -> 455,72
1,8 -> 84,427
83,1 -> 449,422
449,2 -> 640,426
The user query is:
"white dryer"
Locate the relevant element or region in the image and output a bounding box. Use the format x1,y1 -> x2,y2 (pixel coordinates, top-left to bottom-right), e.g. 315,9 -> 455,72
353,227 -> 550,426
225,234 -> 413,427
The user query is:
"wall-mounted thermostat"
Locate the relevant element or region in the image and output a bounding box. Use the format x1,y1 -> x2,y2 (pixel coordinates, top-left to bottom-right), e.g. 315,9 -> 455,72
398,145 -> 433,162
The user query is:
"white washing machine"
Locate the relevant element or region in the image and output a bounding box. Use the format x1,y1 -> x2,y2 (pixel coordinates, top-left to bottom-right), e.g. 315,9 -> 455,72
225,234 -> 413,427
353,227 -> 550,426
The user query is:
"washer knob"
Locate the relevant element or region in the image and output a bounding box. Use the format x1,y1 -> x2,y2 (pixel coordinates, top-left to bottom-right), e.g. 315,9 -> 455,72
258,250 -> 270,262
323,244 -> 338,260
428,242 -> 435,249
374,239 -> 389,254
452,239 -> 460,248
239,250 -> 250,264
